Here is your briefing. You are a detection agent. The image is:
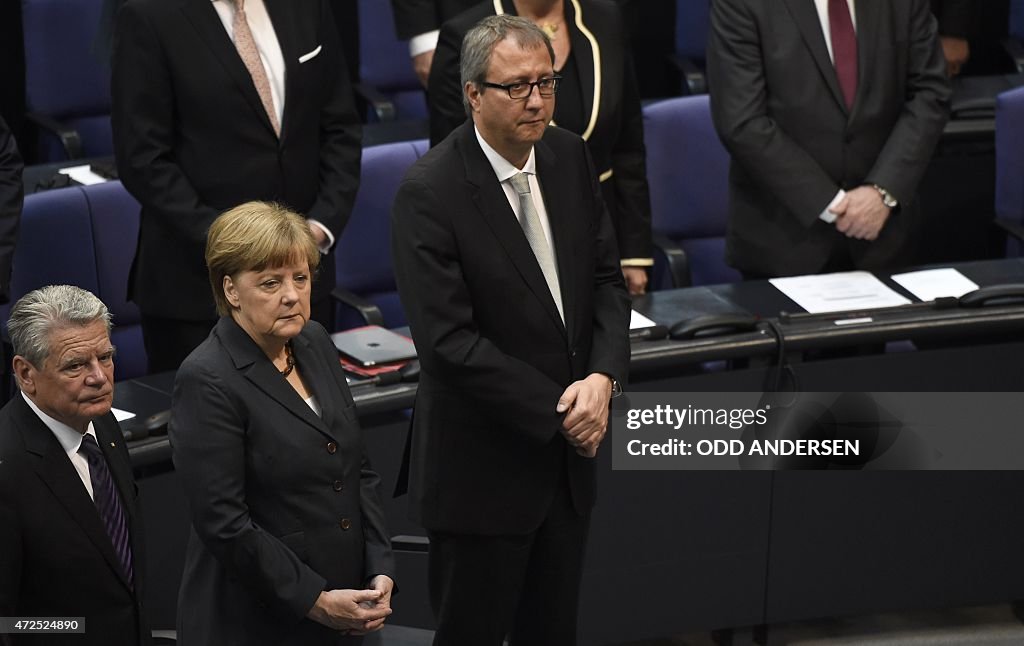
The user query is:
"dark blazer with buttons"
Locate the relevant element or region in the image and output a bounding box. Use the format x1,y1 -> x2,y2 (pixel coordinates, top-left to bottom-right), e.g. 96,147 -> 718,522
391,123 -> 631,535
707,0 -> 950,276
112,0 -> 361,320
428,0 -> 653,264
169,317 -> 394,646
0,397 -> 151,646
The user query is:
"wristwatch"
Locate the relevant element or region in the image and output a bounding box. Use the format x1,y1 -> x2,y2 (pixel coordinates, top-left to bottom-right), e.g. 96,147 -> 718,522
872,184 -> 899,209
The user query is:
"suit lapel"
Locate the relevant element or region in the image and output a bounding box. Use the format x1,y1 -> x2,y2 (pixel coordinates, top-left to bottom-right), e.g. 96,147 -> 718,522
534,137 -> 576,340
849,0 -> 876,120
181,0 -> 279,138
459,126 -> 567,338
781,0 -> 849,114
263,0 -> 297,141
15,399 -> 133,591
290,330 -> 339,432
565,0 -> 600,141
216,318 -> 333,438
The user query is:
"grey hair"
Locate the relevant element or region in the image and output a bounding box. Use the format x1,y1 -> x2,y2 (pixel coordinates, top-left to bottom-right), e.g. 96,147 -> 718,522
460,14 -> 556,115
7,285 -> 112,368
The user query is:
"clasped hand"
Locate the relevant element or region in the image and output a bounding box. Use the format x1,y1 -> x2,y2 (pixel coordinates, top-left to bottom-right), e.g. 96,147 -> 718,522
831,186 -> 891,241
307,575 -> 394,634
556,373 -> 613,458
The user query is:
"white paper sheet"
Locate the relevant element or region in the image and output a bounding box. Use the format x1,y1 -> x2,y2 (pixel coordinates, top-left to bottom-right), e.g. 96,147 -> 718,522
890,268 -> 979,302
769,271 -> 912,313
111,407 -> 136,422
630,309 -> 657,330
58,164 -> 108,186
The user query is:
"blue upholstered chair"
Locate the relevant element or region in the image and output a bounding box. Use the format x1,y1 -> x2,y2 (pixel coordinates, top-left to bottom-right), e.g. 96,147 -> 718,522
84,181 -> 147,379
671,0 -> 710,95
356,0 -> 428,122
643,95 -> 740,289
996,86 -> 1024,257
22,0 -> 113,160
333,140 -> 425,329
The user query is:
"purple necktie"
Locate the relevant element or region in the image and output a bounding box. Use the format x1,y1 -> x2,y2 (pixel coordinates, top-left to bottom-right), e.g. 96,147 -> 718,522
829,0 -> 858,110
79,434 -> 134,588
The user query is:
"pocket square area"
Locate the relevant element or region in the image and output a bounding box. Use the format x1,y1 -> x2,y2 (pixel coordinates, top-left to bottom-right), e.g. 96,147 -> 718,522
299,45 -> 322,63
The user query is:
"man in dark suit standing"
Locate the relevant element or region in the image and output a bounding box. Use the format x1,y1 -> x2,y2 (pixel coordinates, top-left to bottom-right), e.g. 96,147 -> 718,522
707,0 -> 950,278
0,285 -> 150,646
112,0 -> 362,373
391,15 -> 630,645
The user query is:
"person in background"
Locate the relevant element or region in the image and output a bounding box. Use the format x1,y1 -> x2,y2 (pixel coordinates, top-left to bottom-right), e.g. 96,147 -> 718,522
112,0 -> 362,373
707,0 -> 951,279
0,285 -> 151,646
429,0 -> 653,294
0,115 -> 20,306
170,202 -> 395,645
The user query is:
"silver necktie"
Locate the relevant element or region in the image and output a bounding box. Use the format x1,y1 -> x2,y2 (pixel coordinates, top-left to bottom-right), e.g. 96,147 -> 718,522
509,172 -> 563,322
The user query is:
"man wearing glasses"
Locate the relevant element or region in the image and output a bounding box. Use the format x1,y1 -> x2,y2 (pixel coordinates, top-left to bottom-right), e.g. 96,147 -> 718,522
391,14 -> 630,646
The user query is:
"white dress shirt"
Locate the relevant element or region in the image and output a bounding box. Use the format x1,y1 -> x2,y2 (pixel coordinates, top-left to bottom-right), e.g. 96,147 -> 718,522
812,0 -> 857,224
474,126 -> 563,322
210,0 -> 335,250
22,392 -> 98,501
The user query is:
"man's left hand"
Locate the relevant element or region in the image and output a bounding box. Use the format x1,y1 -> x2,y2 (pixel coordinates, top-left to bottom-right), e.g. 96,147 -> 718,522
622,267 -> 648,295
309,221 -> 328,248
557,373 -> 613,457
832,186 -> 891,240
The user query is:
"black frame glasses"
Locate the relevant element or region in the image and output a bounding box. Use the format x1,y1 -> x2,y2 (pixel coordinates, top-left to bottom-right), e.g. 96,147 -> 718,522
480,75 -> 562,100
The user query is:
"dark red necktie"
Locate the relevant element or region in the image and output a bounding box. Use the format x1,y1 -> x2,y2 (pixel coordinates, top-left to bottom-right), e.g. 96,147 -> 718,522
829,0 -> 858,110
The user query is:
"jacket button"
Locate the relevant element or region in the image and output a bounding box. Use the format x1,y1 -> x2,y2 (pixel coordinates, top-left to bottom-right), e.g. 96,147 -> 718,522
339,518 -> 352,530
333,480 -> 344,492
326,442 -> 337,454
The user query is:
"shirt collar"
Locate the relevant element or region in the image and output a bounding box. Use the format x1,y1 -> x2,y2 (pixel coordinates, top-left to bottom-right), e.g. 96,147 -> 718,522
474,125 -> 537,184
21,391 -> 97,455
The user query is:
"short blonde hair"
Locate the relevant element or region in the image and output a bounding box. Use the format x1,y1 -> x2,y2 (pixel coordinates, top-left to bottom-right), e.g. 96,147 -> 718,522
206,202 -> 321,316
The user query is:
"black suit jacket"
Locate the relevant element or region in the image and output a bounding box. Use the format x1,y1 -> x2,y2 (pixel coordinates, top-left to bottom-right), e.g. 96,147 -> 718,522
112,0 -> 361,320
169,317 -> 395,646
428,0 -> 652,263
0,397 -> 150,646
391,123 -> 631,535
389,0 -> 476,40
707,0 -> 951,276
0,115 -> 21,304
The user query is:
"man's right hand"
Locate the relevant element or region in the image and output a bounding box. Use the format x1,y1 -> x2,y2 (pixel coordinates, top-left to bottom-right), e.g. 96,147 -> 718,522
831,186 -> 891,241
307,588 -> 391,632
412,49 -> 435,87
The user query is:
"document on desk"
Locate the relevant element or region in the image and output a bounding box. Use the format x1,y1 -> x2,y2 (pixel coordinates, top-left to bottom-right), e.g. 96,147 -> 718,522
769,271 -> 912,313
630,309 -> 657,330
58,164 -> 108,185
890,268 -> 979,302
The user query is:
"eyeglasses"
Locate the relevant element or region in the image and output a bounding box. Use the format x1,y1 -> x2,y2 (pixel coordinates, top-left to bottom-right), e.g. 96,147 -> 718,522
480,75 -> 562,100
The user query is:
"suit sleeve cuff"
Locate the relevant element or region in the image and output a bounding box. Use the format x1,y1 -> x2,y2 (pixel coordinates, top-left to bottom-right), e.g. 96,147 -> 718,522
409,31 -> 440,57
818,189 -> 845,224
620,258 -> 654,267
308,219 -> 335,253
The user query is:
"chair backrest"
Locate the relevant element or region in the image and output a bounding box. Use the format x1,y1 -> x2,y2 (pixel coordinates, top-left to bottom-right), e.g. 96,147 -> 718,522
0,185 -> 100,335
996,85 -> 1024,257
357,0 -> 427,121
643,95 -> 740,286
675,0 -> 710,62
83,181 -> 147,379
334,140 -> 425,329
22,0 -> 113,159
